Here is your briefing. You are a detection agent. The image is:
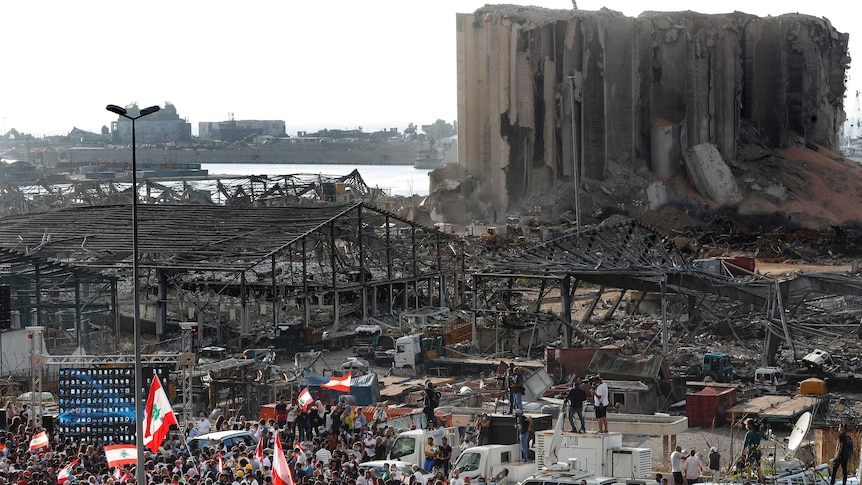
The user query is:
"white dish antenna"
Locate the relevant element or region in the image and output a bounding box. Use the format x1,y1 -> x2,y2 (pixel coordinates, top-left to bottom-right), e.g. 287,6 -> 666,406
788,411 -> 812,451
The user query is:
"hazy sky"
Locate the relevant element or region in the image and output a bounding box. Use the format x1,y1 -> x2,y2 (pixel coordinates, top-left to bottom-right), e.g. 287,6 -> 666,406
1,1 -> 857,137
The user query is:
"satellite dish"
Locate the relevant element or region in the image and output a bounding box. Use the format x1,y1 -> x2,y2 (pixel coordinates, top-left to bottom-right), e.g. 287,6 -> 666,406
788,411 -> 812,451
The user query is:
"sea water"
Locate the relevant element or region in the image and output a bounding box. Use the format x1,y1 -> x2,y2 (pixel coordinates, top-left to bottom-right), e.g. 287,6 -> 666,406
201,163 -> 433,197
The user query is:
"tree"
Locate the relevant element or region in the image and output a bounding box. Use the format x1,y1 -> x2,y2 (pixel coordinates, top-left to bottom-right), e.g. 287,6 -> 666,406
404,123 -> 418,140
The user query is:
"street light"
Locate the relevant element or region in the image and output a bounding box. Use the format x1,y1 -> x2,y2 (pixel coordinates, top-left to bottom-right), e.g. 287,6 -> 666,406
106,104 -> 159,483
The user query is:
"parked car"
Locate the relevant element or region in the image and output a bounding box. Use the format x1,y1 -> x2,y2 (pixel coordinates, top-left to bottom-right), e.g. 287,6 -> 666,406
186,430 -> 255,452
358,460 -> 431,482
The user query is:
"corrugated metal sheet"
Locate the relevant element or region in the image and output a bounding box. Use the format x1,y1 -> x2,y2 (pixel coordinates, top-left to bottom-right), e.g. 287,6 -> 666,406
546,347 -> 599,381
587,349 -> 666,382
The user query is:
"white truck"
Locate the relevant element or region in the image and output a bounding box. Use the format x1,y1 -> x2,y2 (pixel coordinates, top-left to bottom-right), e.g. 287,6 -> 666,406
451,431 -> 651,482
394,334 -> 425,370
754,366 -> 789,394
388,427 -> 462,468
451,444 -> 536,483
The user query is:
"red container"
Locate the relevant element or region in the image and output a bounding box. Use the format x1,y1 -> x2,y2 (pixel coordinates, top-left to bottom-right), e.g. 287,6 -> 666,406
686,386 -> 738,428
720,256 -> 756,276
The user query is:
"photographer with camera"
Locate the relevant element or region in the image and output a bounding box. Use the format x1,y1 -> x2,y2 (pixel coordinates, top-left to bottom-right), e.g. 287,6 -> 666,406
590,375 -> 609,434
509,367 -> 526,414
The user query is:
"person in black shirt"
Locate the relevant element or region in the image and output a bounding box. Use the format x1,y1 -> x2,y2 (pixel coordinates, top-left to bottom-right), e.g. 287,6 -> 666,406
437,437 -> 453,476
564,378 -> 587,433
831,423 -> 853,485
423,381 -> 438,428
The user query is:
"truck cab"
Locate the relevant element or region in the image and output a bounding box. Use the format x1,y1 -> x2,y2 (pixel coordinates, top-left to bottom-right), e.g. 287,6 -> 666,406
452,444 -> 536,483
353,324 -> 381,358
702,352 -> 733,383
801,349 -> 837,377
394,334 -> 424,370
388,428 -> 462,468
754,366 -> 789,394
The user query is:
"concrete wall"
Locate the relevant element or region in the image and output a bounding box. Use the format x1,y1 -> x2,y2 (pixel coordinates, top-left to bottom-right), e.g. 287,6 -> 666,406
456,6 -> 849,213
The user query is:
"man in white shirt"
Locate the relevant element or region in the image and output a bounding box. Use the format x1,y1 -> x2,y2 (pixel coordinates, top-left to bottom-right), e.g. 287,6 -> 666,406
670,446 -> 684,485
315,446 -> 332,464
450,469 -> 465,485
373,405 -> 388,430
590,376 -> 609,434
363,435 -> 377,459
682,449 -> 703,485
286,400 -> 298,436
431,423 -> 446,447
197,413 -> 212,434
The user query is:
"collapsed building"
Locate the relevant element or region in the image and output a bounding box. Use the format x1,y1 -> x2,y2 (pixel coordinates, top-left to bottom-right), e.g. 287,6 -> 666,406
453,5 -> 850,225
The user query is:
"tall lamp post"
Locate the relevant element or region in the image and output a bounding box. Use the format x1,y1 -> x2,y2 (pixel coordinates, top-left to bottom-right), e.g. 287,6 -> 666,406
105,104 -> 160,483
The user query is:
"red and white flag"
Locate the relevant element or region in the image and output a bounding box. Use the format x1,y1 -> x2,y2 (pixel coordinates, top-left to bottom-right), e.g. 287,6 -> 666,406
217,452 -> 224,473
255,434 -> 265,463
29,430 -> 50,451
57,458 -> 79,484
143,373 -> 178,453
112,467 -> 131,483
321,371 -> 351,392
104,444 -> 137,467
297,388 -> 313,410
272,432 -> 295,485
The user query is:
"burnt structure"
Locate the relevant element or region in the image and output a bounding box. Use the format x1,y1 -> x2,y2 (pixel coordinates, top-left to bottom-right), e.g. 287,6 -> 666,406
456,6 -> 850,215
0,203 -> 459,353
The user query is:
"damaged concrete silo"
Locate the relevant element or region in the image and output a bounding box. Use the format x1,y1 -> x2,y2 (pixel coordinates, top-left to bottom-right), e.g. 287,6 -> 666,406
455,5 -> 850,220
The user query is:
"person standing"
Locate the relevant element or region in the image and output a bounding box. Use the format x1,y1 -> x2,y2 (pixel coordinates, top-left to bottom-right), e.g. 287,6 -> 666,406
514,410 -> 532,462
437,437 -> 453,476
743,419 -> 768,470
373,405 -> 388,430
423,381 -> 439,428
670,446 -> 684,485
286,398 -> 299,437
831,423 -> 853,485
591,376 -> 609,434
510,368 -> 526,414
564,378 -> 587,433
506,363 -> 516,414
197,412 -> 212,434
450,469 -> 465,485
431,422 -> 445,446
477,413 -> 491,445
682,449 -> 702,485
708,446 -> 721,481
275,397 -> 288,429
423,436 -> 439,472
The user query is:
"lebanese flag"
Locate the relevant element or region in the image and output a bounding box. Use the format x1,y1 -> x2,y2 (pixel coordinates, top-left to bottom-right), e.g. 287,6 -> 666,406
112,468 -> 131,483
297,388 -> 313,410
217,452 -> 224,473
321,371 -> 351,392
143,373 -> 178,453
273,432 -> 296,485
105,444 -> 137,467
294,441 -> 308,461
57,458 -> 79,484
255,434 -> 265,463
29,430 -> 50,451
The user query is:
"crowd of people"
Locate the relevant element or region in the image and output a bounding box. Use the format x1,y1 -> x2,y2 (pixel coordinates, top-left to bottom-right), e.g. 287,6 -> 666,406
0,395 -> 476,485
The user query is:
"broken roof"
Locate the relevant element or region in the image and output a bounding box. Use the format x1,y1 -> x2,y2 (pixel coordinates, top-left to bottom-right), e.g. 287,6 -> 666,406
0,202 -> 433,272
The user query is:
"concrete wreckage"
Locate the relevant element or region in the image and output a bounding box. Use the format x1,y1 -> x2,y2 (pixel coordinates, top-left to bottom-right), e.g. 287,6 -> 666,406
450,5 -> 850,226
2,206 -> 862,389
